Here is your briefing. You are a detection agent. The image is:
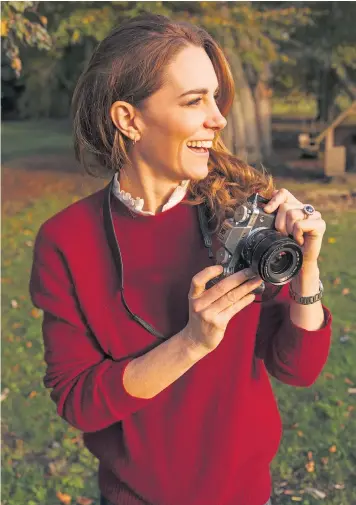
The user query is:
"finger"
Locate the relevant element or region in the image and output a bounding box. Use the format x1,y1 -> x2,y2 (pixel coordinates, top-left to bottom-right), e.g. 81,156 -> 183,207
292,217 -> 326,249
274,203 -> 289,236
216,292 -> 256,322
189,265 -> 224,300
205,276 -> 263,315
286,208 -> 322,238
194,268 -> 260,311
264,188 -> 300,213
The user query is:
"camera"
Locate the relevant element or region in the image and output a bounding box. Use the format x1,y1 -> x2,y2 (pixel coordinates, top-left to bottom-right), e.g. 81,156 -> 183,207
207,193 -> 303,293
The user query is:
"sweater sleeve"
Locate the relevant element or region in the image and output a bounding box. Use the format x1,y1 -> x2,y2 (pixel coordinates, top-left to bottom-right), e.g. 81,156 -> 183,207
255,284 -> 332,387
29,225 -> 151,433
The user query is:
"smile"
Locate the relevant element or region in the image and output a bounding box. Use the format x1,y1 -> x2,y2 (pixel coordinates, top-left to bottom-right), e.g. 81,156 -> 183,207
186,139 -> 212,156
187,146 -> 209,156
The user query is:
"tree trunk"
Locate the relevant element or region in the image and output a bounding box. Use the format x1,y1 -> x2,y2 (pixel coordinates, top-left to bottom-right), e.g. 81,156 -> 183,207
223,48 -> 261,164
254,64 -> 272,159
222,89 -> 248,160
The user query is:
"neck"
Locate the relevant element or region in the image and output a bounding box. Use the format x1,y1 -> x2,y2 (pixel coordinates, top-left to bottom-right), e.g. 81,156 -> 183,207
119,164 -> 186,215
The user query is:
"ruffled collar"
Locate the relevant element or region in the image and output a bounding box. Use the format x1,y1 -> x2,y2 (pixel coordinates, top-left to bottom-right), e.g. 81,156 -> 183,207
112,173 -> 190,216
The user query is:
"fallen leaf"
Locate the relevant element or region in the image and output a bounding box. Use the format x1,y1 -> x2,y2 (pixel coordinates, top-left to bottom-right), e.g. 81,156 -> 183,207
11,299 -> 18,308
305,461 -> 315,472
297,430 -> 304,437
324,372 -> 335,380
344,378 -> 354,385
291,498 -> 302,502
1,277 -> 12,284
342,288 -> 350,296
328,237 -> 336,243
77,497 -> 93,505
329,445 -> 337,453
334,483 -> 345,490
284,489 -> 295,495
26,341 -> 32,348
56,491 -> 72,505
31,308 -> 42,319
321,457 -> 329,465
304,487 -> 326,499
332,277 -> 341,285
340,335 -> 350,343
348,388 -> 356,394
0,388 -> 10,402
307,451 -> 313,460
28,391 -> 37,399
347,405 -> 355,412
25,240 -> 33,247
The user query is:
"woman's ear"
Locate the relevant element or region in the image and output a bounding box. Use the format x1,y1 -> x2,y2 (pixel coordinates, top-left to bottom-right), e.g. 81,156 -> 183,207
110,101 -> 141,141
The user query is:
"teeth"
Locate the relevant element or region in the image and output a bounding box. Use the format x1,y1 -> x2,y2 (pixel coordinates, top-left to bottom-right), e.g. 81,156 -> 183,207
187,140 -> 213,148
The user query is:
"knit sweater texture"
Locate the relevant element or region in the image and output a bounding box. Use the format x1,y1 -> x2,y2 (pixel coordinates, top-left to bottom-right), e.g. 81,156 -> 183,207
29,186 -> 332,505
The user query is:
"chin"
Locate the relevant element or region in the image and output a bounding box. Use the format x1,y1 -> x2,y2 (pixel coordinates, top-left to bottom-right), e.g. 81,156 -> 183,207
186,163 -> 209,181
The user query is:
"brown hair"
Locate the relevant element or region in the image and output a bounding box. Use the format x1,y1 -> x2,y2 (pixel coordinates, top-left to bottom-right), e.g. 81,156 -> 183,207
72,12 -> 274,231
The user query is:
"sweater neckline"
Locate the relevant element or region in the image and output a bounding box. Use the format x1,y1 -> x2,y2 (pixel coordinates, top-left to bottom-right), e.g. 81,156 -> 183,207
112,173 -> 190,216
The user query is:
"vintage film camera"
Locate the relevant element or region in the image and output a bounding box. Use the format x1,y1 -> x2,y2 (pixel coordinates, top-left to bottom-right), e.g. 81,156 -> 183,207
207,194 -> 304,294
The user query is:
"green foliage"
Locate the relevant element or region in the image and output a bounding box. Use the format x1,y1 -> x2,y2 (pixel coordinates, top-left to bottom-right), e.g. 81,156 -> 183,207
2,1 -> 316,118
1,1 -> 52,76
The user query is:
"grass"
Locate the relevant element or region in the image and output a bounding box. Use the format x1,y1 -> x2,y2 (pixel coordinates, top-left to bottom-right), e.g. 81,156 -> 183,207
2,192 -> 356,505
1,119 -> 72,162
1,118 -> 356,504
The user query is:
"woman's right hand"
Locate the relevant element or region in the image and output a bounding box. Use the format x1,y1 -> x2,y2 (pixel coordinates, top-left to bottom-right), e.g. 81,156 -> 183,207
182,265 -> 263,354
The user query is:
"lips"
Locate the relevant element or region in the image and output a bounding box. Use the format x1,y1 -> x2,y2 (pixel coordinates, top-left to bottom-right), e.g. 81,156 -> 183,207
187,145 -> 209,156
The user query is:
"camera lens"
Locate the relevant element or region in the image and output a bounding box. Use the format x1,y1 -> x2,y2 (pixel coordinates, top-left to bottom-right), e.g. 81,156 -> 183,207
242,229 -> 303,285
270,251 -> 293,275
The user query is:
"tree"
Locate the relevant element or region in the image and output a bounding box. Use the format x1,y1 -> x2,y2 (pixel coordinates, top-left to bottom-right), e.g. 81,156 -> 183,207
1,1 -> 51,76
271,2 -> 356,122
1,1 -> 313,162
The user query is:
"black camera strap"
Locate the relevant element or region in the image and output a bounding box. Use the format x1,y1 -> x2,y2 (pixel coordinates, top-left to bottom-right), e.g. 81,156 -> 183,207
103,176 -> 281,340
103,176 -> 214,340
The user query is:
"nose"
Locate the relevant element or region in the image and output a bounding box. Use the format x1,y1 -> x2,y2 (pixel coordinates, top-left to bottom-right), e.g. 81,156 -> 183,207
203,107 -> 227,132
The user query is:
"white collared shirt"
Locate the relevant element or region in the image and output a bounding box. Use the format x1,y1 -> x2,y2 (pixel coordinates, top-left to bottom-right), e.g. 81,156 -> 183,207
112,172 -> 190,216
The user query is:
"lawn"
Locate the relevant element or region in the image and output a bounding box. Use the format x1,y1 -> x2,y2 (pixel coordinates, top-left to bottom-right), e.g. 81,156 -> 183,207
1,119 -> 356,504
1,119 -> 72,162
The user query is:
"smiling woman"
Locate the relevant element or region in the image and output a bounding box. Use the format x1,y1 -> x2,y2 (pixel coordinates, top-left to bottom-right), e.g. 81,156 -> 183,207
30,12 -> 332,505
72,13 -> 274,227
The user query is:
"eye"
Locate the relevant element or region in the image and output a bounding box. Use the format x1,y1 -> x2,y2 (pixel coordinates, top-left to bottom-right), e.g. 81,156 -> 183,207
186,97 -> 202,106
186,93 -> 220,107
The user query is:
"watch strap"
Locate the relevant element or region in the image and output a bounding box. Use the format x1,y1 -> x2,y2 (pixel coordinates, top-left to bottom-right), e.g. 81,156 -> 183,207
289,280 -> 324,305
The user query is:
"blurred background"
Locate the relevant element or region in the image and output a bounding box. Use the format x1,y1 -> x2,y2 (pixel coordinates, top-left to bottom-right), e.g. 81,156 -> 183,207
1,2 -> 356,505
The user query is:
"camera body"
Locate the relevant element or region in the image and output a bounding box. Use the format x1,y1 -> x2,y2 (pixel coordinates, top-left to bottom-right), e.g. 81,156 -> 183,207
208,194 -> 303,292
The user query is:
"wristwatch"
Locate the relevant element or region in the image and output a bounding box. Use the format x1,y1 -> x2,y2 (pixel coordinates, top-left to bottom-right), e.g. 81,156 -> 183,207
289,280 -> 324,305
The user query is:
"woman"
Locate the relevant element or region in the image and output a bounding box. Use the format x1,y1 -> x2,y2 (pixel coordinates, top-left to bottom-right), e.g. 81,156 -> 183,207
29,13 -> 332,505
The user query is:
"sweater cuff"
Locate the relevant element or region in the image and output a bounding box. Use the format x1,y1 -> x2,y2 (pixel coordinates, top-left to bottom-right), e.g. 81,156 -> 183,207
108,357 -> 152,417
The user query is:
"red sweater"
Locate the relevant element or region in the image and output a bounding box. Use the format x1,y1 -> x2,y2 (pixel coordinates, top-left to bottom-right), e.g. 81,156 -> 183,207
29,187 -> 332,505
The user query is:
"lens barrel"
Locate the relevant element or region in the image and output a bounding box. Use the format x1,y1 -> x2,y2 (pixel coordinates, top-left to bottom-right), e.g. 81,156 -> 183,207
242,229 -> 303,285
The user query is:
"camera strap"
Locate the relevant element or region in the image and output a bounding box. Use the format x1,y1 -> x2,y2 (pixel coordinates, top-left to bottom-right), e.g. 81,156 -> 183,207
103,176 -> 213,340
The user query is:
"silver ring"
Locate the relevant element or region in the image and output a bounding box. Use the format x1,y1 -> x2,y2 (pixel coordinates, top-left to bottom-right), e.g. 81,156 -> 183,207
302,204 -> 315,219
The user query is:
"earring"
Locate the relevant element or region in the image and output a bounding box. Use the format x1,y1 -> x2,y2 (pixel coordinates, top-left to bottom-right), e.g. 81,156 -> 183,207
132,135 -> 140,146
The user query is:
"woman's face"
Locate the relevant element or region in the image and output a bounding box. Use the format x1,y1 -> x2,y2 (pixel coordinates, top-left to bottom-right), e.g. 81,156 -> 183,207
135,45 -> 227,182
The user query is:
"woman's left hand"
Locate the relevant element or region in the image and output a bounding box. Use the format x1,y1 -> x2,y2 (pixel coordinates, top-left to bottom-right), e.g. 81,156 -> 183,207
263,188 -> 326,265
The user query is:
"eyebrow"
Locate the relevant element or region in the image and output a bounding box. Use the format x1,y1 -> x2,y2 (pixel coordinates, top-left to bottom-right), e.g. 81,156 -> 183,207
178,86 -> 220,98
